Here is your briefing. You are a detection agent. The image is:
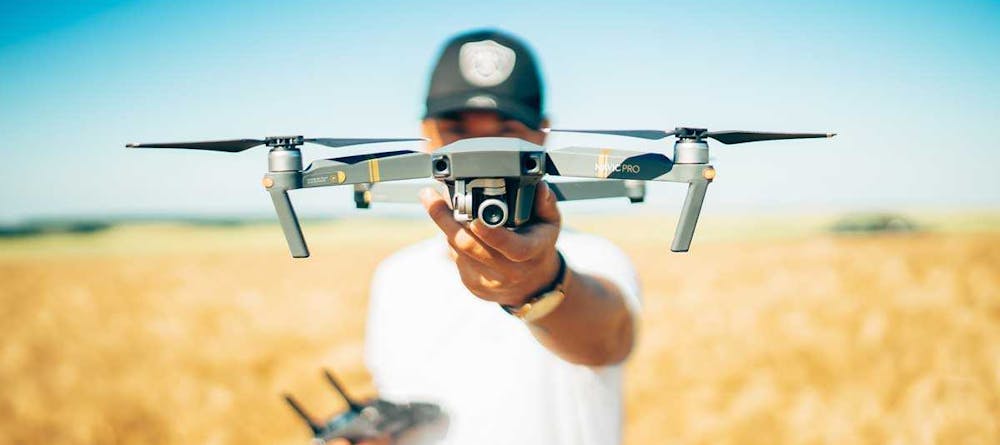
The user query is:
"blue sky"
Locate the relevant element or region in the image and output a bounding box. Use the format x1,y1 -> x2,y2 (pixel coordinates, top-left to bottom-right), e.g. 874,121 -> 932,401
1,0 -> 998,222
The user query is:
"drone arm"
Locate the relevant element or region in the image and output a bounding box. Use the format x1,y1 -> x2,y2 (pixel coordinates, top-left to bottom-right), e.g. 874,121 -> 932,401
546,146 -> 715,251
302,151 -> 431,188
547,180 -> 645,202
545,147 -> 676,181
353,181 -> 449,207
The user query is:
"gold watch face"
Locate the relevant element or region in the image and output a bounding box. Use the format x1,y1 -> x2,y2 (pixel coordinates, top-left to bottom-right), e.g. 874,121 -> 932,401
521,289 -> 566,322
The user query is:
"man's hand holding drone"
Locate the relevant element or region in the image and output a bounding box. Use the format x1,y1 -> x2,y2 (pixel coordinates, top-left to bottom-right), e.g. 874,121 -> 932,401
421,180 -> 636,367
420,181 -> 562,307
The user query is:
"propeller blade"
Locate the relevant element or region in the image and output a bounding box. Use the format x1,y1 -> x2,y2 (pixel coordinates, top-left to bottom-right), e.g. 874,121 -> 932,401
544,129 -> 675,140
125,139 -> 265,152
305,137 -> 425,148
705,131 -> 836,145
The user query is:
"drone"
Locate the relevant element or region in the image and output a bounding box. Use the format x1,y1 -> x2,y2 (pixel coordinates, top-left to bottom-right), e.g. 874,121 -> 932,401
284,369 -> 442,444
127,127 -> 834,257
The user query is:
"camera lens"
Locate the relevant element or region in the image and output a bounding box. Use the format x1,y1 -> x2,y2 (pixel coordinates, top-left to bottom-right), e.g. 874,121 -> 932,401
478,199 -> 508,228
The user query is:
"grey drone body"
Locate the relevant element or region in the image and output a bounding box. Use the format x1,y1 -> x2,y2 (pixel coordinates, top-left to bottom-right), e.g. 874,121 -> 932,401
127,127 -> 834,258
385,136 -> 713,251
284,369 -> 442,444
262,136 -> 714,256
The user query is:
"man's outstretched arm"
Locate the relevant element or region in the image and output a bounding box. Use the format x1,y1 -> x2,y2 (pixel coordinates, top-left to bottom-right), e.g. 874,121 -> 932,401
420,182 -> 635,366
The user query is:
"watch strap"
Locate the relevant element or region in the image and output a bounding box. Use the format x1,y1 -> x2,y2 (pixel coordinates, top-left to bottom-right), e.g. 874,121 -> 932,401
500,251 -> 567,320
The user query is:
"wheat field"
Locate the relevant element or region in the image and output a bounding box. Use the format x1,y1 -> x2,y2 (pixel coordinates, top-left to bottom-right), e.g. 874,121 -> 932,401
1,214 -> 997,444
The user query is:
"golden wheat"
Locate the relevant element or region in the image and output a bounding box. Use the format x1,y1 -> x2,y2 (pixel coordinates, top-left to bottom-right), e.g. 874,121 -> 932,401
1,217 -> 997,444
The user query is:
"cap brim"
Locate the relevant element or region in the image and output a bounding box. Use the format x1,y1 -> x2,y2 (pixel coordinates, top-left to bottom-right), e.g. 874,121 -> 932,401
425,92 -> 543,129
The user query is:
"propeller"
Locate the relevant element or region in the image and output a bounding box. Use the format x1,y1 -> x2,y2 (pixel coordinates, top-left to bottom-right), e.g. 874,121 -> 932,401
543,129 -> 675,140
547,127 -> 835,145
306,137 -> 425,148
126,136 -> 425,152
125,138 -> 267,152
703,130 -> 836,145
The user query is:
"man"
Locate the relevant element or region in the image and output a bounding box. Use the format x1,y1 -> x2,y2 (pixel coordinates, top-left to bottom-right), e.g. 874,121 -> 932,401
338,29 -> 641,445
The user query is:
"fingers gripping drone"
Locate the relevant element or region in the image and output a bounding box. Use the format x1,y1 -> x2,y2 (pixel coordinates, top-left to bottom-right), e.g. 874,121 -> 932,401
127,128 -> 834,258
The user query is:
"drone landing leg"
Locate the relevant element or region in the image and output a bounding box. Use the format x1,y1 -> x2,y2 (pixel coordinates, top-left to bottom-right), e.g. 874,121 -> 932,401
671,180 -> 709,252
268,189 -> 309,258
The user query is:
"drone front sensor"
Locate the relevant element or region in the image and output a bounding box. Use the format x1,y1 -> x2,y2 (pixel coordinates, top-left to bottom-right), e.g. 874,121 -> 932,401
128,126 -> 834,258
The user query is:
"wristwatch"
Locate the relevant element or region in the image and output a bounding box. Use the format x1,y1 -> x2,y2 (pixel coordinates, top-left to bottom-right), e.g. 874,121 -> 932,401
500,251 -> 568,323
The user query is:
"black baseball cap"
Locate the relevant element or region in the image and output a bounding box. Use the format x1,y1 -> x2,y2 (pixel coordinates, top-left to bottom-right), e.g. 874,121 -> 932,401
424,29 -> 545,129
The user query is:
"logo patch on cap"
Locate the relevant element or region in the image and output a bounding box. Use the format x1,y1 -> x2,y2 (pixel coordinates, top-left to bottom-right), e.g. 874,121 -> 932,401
459,39 -> 516,87
465,95 -> 498,109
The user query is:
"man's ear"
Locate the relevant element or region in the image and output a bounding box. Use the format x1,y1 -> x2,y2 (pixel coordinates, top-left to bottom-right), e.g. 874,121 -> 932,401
421,119 -> 443,152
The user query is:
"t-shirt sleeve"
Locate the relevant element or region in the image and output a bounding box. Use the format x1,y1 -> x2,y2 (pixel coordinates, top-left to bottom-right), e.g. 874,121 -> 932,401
557,231 -> 642,315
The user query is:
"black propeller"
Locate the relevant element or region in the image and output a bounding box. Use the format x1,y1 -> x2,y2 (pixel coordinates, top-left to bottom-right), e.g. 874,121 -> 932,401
306,137 -> 425,148
704,130 -> 836,145
543,129 -> 675,140
547,127 -> 835,145
125,138 -> 267,152
126,136 -> 425,152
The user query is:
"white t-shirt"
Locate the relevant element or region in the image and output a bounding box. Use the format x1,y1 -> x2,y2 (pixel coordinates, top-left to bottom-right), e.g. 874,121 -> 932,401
364,229 -> 641,445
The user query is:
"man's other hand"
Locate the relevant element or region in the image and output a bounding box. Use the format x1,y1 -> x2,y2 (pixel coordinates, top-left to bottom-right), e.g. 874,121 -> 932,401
420,181 -> 561,307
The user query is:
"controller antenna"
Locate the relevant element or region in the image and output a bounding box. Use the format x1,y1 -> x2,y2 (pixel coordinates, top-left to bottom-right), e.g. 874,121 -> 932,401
283,394 -> 323,435
323,369 -> 364,413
